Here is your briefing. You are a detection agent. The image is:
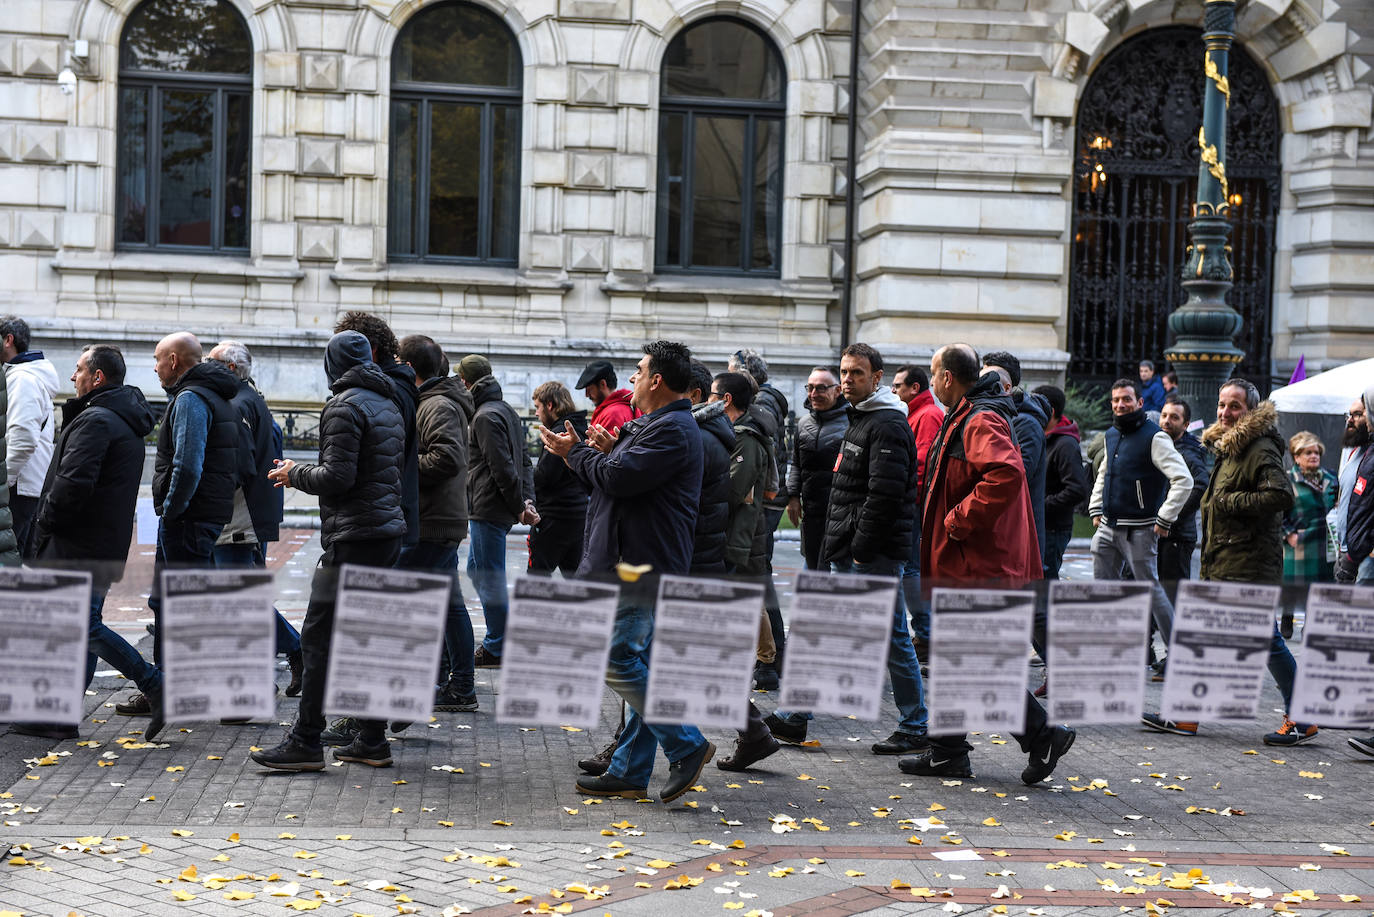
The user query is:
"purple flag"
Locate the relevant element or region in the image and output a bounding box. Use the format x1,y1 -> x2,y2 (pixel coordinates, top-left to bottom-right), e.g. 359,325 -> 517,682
1288,355 -> 1306,385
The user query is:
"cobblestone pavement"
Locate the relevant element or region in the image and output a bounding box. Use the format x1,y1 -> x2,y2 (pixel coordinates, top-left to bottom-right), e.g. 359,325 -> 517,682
3,534 -> 1373,916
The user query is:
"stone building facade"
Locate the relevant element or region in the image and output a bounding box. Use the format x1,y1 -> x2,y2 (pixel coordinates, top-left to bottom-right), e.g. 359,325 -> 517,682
0,0 -> 1369,411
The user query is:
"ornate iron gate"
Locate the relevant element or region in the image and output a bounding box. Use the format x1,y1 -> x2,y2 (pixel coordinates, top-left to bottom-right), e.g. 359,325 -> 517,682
1068,27 -> 1281,391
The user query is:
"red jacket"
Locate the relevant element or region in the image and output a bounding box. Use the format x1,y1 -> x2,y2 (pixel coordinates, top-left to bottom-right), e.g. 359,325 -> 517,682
591,389 -> 638,434
921,374 -> 1042,587
906,388 -> 945,490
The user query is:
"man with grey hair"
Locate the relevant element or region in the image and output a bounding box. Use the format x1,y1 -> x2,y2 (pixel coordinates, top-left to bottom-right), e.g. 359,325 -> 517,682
0,315 -> 59,555
1330,388 -> 1374,586
207,340 -> 304,699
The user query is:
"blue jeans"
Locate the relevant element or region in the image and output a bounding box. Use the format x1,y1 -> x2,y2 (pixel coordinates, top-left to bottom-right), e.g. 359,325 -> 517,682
1269,621 -> 1297,712
605,602 -> 708,786
212,542 -> 301,655
468,519 -> 511,656
85,587 -> 161,697
781,557 -> 927,736
1043,527 -> 1073,580
901,534 -> 929,643
398,540 -> 474,691
149,517 -> 223,667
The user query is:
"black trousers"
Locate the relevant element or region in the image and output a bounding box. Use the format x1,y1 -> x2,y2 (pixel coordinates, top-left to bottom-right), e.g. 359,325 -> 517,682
8,487 -> 38,559
1157,536 -> 1194,605
928,691 -> 1049,757
291,537 -> 402,747
528,516 -> 584,576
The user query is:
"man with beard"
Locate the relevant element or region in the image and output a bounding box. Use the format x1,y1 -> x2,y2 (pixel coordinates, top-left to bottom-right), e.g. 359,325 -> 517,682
1156,394 -> 1209,598
785,367 -> 848,571
1330,390 -> 1374,585
529,381 -> 589,576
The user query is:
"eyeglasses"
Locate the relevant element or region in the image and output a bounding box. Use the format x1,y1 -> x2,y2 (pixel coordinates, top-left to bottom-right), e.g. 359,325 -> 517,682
1347,411 -> 1366,419
804,383 -> 837,392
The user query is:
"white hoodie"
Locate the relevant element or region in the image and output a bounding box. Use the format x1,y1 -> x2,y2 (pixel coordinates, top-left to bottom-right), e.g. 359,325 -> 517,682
5,355 -> 60,496
853,386 -> 907,416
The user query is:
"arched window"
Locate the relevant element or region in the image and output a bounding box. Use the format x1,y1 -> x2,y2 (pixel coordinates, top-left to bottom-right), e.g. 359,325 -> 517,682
656,18 -> 785,275
388,3 -> 522,264
117,0 -> 252,253
1068,27 -> 1281,388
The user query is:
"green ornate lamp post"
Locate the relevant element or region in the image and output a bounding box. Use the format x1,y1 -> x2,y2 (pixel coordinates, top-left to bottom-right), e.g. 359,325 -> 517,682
1165,0 -> 1244,419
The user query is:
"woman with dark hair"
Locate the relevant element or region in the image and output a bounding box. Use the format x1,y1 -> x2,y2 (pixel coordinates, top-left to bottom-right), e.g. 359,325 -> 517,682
1282,431 -> 1338,584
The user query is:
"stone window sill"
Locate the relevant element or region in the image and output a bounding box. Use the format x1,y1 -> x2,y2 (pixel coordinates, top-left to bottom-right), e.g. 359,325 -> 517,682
331,263 -> 572,293
601,273 -> 836,302
51,252 -> 305,281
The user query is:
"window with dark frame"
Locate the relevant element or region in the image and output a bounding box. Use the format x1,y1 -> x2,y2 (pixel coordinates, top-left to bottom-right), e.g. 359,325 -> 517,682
388,3 -> 522,265
116,0 -> 252,254
656,18 -> 785,276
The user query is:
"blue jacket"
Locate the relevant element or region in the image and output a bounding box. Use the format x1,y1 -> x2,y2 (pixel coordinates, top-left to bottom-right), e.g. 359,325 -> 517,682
1140,376 -> 1166,413
568,398 -> 702,576
1168,431 -> 1210,543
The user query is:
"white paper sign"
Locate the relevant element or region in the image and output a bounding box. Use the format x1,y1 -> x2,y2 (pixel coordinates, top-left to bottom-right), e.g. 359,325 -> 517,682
497,576 -> 619,728
1160,581 -> 1279,722
779,570 -> 898,719
0,568 -> 91,725
644,576 -> 763,730
928,589 -> 1033,735
1047,581 -> 1152,724
159,569 -> 276,723
324,564 -> 450,722
1290,583 -> 1374,727
136,497 -> 159,545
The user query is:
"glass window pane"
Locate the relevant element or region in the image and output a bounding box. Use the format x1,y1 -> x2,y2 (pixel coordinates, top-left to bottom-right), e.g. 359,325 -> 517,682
158,88 -> 215,247
222,92 -> 250,249
660,113 -> 684,266
393,4 -> 519,88
690,115 -> 745,269
489,104 -> 520,261
662,19 -> 783,101
117,87 -> 149,245
388,100 -> 421,257
426,102 -> 482,258
751,117 -> 781,271
121,0 -> 251,74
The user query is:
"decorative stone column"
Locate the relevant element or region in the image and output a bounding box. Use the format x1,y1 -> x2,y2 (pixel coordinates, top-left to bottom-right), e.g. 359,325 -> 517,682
1165,0 -> 1245,418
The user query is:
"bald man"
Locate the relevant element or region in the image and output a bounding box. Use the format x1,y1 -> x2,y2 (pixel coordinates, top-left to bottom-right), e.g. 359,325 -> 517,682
113,331 -> 246,727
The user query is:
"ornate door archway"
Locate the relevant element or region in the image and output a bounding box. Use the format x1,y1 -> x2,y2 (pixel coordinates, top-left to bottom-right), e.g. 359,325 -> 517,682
1068,27 -> 1281,390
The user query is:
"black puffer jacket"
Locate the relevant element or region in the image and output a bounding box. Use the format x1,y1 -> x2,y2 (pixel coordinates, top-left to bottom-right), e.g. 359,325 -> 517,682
821,389 -> 917,565
34,384 -> 155,580
533,410 -> 590,520
467,375 -> 535,526
755,383 -> 790,506
691,401 -> 734,573
290,357 -> 405,548
786,403 -> 849,510
151,360 -> 243,525
382,361 -> 421,545
1012,390 -> 1049,561
228,379 -> 282,545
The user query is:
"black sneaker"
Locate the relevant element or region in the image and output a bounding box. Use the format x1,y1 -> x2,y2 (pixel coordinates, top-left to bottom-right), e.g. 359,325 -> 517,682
9,723 -> 79,741
251,737 -> 325,772
285,652 -> 304,697
717,732 -> 780,772
763,712 -> 806,745
473,647 -> 502,668
434,683 -> 479,713
334,736 -> 393,767
1348,734 -> 1374,758
872,731 -> 929,755
576,773 -> 648,798
899,749 -> 973,778
115,693 -> 151,716
320,716 -> 361,746
661,741 -> 715,803
752,662 -> 779,691
390,721 -> 411,734
1022,725 -> 1076,785
578,739 -> 619,776
145,693 -> 166,743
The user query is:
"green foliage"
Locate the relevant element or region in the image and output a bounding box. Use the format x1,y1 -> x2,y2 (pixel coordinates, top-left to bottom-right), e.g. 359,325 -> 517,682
1064,381 -> 1112,433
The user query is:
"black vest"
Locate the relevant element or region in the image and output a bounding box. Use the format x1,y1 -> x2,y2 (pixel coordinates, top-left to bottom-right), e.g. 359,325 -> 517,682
1102,419 -> 1168,526
151,362 -> 242,525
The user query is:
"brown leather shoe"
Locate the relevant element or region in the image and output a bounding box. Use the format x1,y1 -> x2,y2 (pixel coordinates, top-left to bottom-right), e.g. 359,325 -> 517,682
473,647 -> 502,668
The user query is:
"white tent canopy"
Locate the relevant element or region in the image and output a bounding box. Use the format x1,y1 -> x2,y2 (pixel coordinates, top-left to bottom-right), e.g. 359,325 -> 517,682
1269,357 -> 1374,415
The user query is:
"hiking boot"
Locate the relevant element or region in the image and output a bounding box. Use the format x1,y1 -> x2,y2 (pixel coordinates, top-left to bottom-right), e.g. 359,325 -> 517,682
473,647 -> 502,668
115,693 -> 151,716
251,737 -> 325,772
334,736 -> 393,767
872,731 -> 929,755
752,661 -> 779,691
899,749 -> 972,778
285,651 -> 304,697
576,773 -> 648,799
912,637 -> 930,666
661,741 -> 715,803
578,739 -> 619,776
145,692 -> 166,743
320,716 -> 361,746
1141,713 -> 1197,736
10,723 -> 78,741
1022,725 -> 1076,785
763,712 -> 806,745
434,682 -> 479,713
1150,659 -> 1167,683
1263,717 -> 1318,747
1348,735 -> 1374,758
717,732 -> 781,772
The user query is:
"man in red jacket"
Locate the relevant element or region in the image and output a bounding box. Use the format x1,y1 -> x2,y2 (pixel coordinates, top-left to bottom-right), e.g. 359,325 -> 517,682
901,342 -> 1073,786
577,360 -> 638,435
